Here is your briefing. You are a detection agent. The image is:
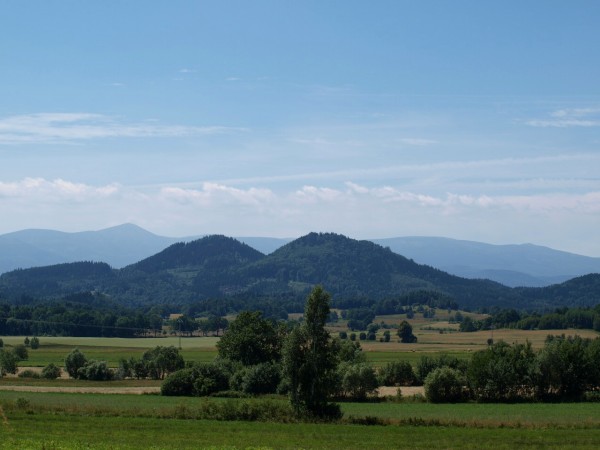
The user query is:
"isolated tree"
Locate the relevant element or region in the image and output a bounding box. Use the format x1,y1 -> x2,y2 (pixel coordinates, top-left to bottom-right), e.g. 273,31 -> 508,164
0,349 -> 19,376
30,336 -> 40,350
65,348 -> 88,378
397,320 -> 417,343
13,344 -> 29,360
142,346 -> 184,380
217,311 -> 281,366
282,285 -> 341,418
41,363 -> 62,380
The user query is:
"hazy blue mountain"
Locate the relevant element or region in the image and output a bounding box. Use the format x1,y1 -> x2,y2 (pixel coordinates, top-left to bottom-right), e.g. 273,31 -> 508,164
0,224 -> 180,273
1,225 -> 599,288
372,237 -> 600,287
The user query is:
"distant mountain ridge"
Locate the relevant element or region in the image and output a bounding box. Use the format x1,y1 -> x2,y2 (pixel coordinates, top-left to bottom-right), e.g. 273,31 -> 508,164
1,232 -> 599,312
1,224 -> 599,288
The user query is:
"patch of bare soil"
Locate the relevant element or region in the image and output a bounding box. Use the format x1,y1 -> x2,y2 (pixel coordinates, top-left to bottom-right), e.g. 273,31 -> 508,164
377,386 -> 424,397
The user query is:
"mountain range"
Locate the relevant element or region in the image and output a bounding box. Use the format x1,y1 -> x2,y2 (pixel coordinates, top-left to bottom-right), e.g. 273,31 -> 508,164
1,232 -> 599,313
1,224 -> 599,288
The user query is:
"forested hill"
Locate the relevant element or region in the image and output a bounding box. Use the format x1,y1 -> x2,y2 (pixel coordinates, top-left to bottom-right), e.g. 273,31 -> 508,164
0,233 -> 598,312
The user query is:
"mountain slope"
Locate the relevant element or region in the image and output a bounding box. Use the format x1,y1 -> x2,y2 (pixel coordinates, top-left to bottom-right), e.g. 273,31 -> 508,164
372,237 -> 600,287
0,224 -> 180,273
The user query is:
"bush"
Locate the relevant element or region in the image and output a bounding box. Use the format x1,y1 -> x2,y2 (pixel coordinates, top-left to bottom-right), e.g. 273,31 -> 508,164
13,344 -> 28,361
65,348 -> 88,378
41,363 -> 62,380
18,369 -> 40,379
162,362 -> 230,397
78,361 -> 114,381
161,368 -> 196,396
0,349 -> 18,376
0,338 -> 3,348
30,337 -> 40,350
424,367 -> 465,403
338,362 -> 379,400
378,361 -> 415,386
192,363 -> 230,396
237,362 -> 281,395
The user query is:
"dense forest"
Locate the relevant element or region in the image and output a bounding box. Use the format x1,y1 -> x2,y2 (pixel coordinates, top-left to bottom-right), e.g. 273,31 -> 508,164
0,233 -> 598,316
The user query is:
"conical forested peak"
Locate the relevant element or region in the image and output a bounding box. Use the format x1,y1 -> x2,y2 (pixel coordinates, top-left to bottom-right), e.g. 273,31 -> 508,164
128,234 -> 265,273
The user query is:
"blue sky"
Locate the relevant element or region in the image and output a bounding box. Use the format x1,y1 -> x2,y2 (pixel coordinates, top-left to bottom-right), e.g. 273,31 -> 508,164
1,1 -> 599,255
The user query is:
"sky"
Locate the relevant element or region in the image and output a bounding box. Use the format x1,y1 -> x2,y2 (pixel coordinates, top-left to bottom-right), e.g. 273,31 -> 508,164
1,1 -> 599,256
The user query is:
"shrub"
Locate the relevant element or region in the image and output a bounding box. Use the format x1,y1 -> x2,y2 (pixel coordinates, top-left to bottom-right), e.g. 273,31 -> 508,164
41,363 -> 62,380
424,367 -> 465,403
378,361 -> 415,386
78,361 -> 114,381
0,349 -> 18,376
65,348 -> 88,378
13,344 -> 28,361
192,363 -> 230,396
30,337 -> 40,350
18,369 -> 40,379
338,362 -> 379,400
161,367 -> 196,396
0,338 -> 3,348
238,362 -> 281,395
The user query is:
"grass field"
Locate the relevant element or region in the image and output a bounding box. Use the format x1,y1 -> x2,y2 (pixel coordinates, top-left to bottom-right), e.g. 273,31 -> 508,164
1,393 -> 600,449
2,326 -> 600,449
3,323 -> 598,369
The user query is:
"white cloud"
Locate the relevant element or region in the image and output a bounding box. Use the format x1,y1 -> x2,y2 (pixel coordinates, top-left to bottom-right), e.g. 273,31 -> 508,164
0,178 -> 120,201
526,107 -> 600,127
2,177 -> 599,255
398,138 -> 438,146
0,113 -> 244,144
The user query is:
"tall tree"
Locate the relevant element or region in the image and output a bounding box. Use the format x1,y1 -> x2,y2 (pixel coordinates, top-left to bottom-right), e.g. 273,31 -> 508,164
282,285 -> 341,418
216,311 -> 280,366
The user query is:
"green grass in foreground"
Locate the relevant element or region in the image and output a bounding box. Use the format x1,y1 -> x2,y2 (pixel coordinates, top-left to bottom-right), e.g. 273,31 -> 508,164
3,413 -> 600,450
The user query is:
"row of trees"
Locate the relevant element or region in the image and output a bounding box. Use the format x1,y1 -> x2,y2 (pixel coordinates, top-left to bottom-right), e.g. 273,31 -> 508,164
461,305 -> 600,333
423,335 -> 600,402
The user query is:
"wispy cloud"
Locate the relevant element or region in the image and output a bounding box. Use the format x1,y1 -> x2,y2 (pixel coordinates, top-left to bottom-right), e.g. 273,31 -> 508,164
0,177 -> 120,200
0,113 -> 245,144
525,107 -> 600,127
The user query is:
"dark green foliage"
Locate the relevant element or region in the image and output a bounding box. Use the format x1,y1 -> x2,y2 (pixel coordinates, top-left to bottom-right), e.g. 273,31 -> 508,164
0,349 -> 18,375
217,311 -> 282,366
344,308 -> 376,331
459,316 -> 478,332
13,344 -> 28,360
41,363 -> 61,379
378,361 -> 415,386
338,362 -> 379,400
424,367 -> 466,403
142,346 -> 185,380
0,338 -> 3,348
338,331 -> 347,339
77,361 -> 114,381
468,341 -> 538,401
336,339 -> 366,364
64,348 -> 88,378
397,320 -> 417,343
24,336 -> 30,346
537,335 -> 593,399
161,367 -> 196,396
1,233 -> 600,314
282,286 -> 341,419
416,354 -> 467,385
161,362 -> 230,397
232,362 -> 281,395
30,336 -> 40,349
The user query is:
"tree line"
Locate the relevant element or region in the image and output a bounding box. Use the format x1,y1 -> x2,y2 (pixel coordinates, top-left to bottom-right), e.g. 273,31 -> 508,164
459,305 -> 600,332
